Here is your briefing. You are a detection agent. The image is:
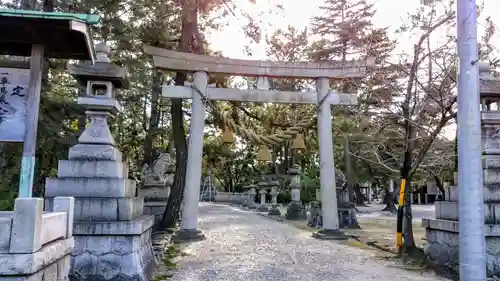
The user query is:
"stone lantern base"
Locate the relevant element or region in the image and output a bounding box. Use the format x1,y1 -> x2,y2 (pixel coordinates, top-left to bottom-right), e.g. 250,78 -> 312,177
257,204 -> 269,212
268,204 -> 281,216
286,201 -> 306,220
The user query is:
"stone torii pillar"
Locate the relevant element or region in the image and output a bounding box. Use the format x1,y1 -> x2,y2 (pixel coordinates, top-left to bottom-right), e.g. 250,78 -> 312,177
171,71 -> 208,242
312,78 -> 346,239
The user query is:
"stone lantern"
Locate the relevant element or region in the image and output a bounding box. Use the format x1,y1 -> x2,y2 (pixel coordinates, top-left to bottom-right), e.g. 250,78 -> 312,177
268,182 -> 281,216
286,164 -> 306,220
247,184 -> 258,209
257,188 -> 269,212
44,43 -> 155,281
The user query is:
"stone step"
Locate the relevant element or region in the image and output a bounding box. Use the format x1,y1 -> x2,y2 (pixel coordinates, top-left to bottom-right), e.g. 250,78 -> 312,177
45,178 -> 136,198
57,160 -> 128,178
45,197 -> 143,221
73,215 -> 154,235
436,201 -> 500,224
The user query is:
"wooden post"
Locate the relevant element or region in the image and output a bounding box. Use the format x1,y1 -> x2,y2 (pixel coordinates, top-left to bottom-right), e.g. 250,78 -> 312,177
18,45 -> 44,197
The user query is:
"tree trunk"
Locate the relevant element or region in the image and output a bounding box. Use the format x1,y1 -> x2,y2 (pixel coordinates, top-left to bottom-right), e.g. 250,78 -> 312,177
160,0 -> 200,229
354,184 -> 365,205
403,178 -> 416,250
400,125 -> 416,251
381,186 -> 397,213
143,69 -> 162,165
433,174 -> 445,200
159,74 -> 188,229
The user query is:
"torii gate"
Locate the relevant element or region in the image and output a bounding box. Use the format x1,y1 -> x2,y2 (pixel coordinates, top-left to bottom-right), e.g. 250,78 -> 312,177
144,46 -> 374,240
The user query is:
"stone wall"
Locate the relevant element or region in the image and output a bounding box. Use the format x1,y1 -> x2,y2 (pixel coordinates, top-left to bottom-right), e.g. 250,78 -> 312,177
424,219 -> 500,278
0,197 -> 74,281
71,228 -> 154,281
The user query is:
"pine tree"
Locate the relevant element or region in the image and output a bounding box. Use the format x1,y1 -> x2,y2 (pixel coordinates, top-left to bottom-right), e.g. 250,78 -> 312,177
310,0 -> 377,62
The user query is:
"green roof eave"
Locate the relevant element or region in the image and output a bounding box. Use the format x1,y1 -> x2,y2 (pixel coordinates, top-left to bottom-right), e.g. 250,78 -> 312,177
0,9 -> 99,25
0,9 -> 99,61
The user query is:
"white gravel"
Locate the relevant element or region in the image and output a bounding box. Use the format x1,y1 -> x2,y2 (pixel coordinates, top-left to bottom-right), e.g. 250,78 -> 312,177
167,203 -> 447,281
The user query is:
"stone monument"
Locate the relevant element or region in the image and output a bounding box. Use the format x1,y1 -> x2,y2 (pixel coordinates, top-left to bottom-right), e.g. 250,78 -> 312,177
44,43 -> 155,281
286,165 -> 306,220
0,197 -> 74,281
140,152 -> 175,226
423,63 -> 500,277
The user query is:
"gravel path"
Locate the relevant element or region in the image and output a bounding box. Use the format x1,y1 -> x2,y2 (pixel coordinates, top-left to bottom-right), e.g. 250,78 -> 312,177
168,203 -> 446,281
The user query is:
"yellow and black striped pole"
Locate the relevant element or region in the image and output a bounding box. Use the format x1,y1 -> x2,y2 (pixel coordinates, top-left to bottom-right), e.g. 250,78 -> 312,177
396,178 -> 406,250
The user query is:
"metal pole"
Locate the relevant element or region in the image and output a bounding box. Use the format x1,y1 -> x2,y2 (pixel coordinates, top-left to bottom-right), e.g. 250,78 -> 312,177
457,0 -> 486,279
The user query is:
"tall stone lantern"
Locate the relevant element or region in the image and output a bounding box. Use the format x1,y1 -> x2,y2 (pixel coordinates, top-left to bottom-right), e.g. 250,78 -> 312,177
286,164 -> 306,220
45,43 -> 156,281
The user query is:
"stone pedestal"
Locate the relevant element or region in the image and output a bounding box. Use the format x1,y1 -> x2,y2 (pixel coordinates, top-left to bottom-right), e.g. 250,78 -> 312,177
308,201 -> 322,227
139,183 -> 170,227
140,152 -> 174,227
268,186 -> 281,216
257,189 -> 269,212
286,201 -> 306,220
0,197 -> 74,281
48,44 -> 156,281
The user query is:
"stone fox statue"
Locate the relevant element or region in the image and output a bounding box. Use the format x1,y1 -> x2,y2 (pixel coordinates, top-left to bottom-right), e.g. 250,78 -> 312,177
141,152 -> 174,185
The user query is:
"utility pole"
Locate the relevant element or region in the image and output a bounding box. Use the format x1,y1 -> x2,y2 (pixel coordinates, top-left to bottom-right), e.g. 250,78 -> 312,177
457,0 -> 486,280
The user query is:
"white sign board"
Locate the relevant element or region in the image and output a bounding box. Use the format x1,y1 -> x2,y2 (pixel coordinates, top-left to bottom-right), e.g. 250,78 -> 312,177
0,67 -> 30,142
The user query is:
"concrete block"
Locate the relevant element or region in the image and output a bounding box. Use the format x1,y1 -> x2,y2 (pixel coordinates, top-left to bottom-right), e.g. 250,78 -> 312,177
484,154 -> 500,169
9,198 -> 43,253
69,144 -> 122,161
118,198 -> 144,221
138,186 -> 170,201
435,201 -> 500,224
57,160 -> 128,178
52,197 -> 75,238
40,212 -> 67,246
45,178 -> 136,198
143,202 -> 166,217
73,215 -> 154,235
449,185 -> 500,202
0,237 -> 73,275
485,169 -> 500,185
46,197 -> 143,221
0,216 -> 12,253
